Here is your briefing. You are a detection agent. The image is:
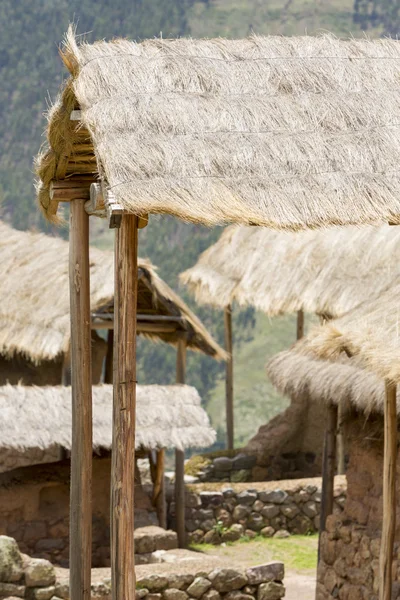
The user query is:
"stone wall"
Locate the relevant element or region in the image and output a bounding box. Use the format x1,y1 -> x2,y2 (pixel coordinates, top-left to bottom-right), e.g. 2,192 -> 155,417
169,478 -> 346,545
0,457 -> 157,567
0,536 -> 285,600
316,414 -> 400,599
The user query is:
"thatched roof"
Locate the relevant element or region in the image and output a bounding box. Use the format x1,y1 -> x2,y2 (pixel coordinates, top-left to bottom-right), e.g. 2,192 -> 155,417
0,221 -> 224,362
0,384 -> 216,464
299,283 -> 400,383
181,224 -> 400,317
267,349 -> 398,416
36,31 -> 400,229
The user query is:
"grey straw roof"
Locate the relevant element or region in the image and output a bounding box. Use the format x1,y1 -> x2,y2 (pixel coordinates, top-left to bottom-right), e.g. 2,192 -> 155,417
181,224 -> 400,317
0,384 -> 216,462
0,221 -> 224,362
36,30 -> 400,229
267,349 -> 398,416
299,282 -> 400,383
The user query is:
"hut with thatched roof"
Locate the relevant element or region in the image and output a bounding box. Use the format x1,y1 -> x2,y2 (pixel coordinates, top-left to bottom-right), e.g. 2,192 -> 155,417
0,220 -> 224,386
34,29 -> 400,600
0,383 -> 215,566
266,348 -> 400,599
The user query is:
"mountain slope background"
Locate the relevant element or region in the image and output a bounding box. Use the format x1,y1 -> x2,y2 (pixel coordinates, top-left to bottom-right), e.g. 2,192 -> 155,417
0,0 -> 392,447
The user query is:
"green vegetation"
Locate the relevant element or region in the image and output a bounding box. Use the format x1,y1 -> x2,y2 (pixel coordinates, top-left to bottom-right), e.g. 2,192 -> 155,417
0,0 -> 392,449
191,533 -> 318,572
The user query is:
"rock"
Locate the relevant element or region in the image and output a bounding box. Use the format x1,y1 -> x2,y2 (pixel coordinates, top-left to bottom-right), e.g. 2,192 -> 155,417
167,575 -> 194,590
222,488 -> 235,499
0,537 -> 23,583
136,590 -> 149,599
311,491 -> 322,503
224,592 -> 253,600
154,530 -> 178,551
257,582 -> 285,600
200,493 -> 224,508
186,494 -> 202,508
213,457 -> 233,472
186,577 -> 212,598
147,594 -> 162,600
0,583 -> 25,598
231,470 -> 251,483
246,563 -> 284,585
302,501 -> 318,519
163,589 -> 188,600
136,576 -> 168,592
202,590 -> 220,600
215,509 -> 233,529
261,505 -> 280,520
280,504 -> 299,519
260,527 -> 275,538
252,500 -> 264,512
233,505 -> 251,521
135,532 -> 156,554
198,509 -> 214,521
258,491 -> 288,505
201,519 -> 216,532
186,520 -> 201,533
231,454 -> 257,470
203,530 -> 221,545
273,530 -> 290,539
27,586 -> 56,600
35,539 -> 65,552
221,528 -> 241,543
289,514 -> 313,535
245,530 -> 257,539
54,583 -> 70,599
208,568 -> 248,593
247,513 -> 264,532
236,491 -> 257,506
230,524 -> 244,536
188,530 -> 204,544
25,558 -> 56,587
305,485 -> 318,495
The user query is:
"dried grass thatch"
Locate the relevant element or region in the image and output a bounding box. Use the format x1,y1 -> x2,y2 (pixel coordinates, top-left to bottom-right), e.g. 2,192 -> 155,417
267,349 -> 396,416
0,221 -> 224,362
181,224 -> 400,317
0,384 -> 216,460
36,30 -> 400,229
299,283 -> 400,383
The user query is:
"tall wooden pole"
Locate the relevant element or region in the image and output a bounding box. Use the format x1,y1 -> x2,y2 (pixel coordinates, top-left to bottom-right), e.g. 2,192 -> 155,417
379,381 -> 397,600
296,309 -> 304,340
175,336 -> 187,548
224,305 -> 234,450
111,215 -> 138,600
337,403 -> 346,475
155,449 -> 167,529
69,200 -> 93,600
317,403 -> 338,565
104,329 -> 114,384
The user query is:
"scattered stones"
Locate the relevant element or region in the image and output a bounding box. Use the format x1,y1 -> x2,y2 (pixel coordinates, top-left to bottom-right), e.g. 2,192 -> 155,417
260,527 -> 274,538
273,530 -> 290,539
24,559 -> 55,587
221,528 -> 242,543
186,577 -> 212,598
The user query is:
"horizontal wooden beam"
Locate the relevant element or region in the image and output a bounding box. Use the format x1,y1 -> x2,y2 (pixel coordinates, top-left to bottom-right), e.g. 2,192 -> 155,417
92,313 -> 186,324
91,320 -> 178,334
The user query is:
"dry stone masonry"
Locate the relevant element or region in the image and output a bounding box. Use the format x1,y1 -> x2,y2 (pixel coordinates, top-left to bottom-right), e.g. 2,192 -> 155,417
170,481 -> 346,544
0,536 -> 285,600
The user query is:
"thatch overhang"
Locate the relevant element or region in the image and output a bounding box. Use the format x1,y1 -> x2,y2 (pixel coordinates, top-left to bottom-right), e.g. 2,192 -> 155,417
0,384 -> 216,459
181,224 -> 400,317
36,30 -> 400,229
0,221 -> 225,362
298,283 -> 400,383
267,349 -> 395,416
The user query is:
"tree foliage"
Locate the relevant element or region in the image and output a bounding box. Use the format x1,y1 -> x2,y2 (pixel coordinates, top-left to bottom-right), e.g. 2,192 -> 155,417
353,0 -> 399,36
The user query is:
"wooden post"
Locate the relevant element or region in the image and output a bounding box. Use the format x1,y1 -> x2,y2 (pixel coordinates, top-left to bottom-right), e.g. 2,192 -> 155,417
154,449 -> 167,529
175,337 -> 187,548
337,403 -> 346,475
111,215 -> 138,600
296,309 -> 304,340
62,349 -> 71,386
379,381 -> 397,600
317,403 -> 338,563
224,304 -> 234,450
104,329 -> 114,384
69,200 -> 92,600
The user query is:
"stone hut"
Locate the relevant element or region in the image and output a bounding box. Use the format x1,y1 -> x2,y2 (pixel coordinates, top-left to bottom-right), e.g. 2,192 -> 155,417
0,383 -> 215,567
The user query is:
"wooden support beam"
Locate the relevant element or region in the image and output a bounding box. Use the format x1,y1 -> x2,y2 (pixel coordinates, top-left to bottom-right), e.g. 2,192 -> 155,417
296,309 -> 304,340
224,305 -> 234,450
104,330 -> 114,384
153,449 -> 167,529
336,403 -> 346,475
175,337 -> 187,548
111,214 -> 138,600
69,200 -> 93,600
91,320 -> 178,334
379,381 -> 397,600
61,349 -> 71,386
317,403 -> 338,564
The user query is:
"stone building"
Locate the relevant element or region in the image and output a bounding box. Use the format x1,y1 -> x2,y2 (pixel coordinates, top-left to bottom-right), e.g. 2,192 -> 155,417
0,383 -> 215,566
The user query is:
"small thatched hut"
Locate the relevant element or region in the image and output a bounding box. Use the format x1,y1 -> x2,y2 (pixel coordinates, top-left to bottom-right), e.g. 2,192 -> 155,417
0,383 -> 215,566
0,220 -> 224,386
266,349 -> 400,599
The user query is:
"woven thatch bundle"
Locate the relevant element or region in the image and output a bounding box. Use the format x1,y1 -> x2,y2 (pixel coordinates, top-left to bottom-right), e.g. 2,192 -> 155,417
37,30 -> 400,229
0,384 -> 215,457
181,224 -> 400,317
0,221 -> 224,362
299,283 -> 400,383
267,349 -> 397,416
